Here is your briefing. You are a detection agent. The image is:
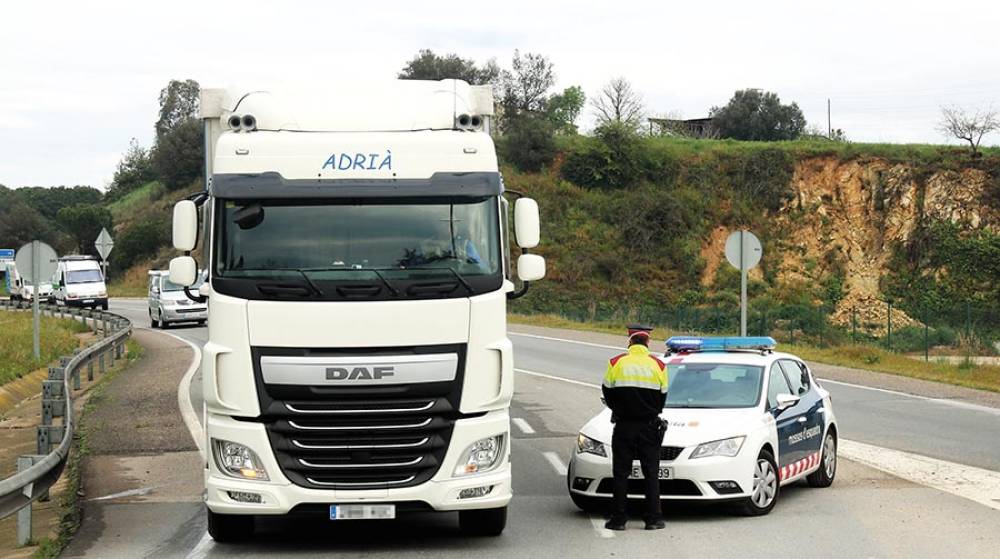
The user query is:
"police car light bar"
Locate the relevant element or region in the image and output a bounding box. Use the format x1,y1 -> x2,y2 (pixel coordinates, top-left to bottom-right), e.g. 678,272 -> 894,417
666,336 -> 777,353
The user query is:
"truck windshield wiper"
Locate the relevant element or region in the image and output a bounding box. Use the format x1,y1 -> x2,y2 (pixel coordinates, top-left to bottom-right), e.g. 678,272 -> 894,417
236,268 -> 324,297
431,266 -> 473,294
363,269 -> 400,296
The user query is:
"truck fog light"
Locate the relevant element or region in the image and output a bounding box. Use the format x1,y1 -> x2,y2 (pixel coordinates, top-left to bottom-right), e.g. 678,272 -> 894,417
212,438 -> 270,481
227,490 -> 263,503
454,435 -> 504,476
458,485 -> 494,499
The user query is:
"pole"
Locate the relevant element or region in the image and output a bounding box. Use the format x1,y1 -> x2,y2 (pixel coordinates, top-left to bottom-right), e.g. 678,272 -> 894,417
827,98 -> 832,138
32,240 -> 40,360
740,231 -> 748,337
887,300 -> 893,351
924,308 -> 929,362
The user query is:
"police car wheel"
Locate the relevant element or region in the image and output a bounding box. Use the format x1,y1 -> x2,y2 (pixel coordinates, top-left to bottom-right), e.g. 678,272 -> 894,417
206,509 -> 254,542
459,506 -> 507,536
807,432 -> 837,488
737,450 -> 779,516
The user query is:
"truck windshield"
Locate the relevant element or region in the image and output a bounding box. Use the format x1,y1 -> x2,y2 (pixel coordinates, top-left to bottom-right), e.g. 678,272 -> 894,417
214,197 -> 502,300
664,363 -> 764,409
67,270 -> 103,284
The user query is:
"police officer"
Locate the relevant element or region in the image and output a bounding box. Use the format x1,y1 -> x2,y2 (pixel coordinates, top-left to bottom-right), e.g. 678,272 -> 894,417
602,324 -> 668,531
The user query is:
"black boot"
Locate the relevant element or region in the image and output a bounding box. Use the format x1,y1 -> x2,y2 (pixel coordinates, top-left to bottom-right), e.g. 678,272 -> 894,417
644,519 -> 665,530
604,517 -> 627,531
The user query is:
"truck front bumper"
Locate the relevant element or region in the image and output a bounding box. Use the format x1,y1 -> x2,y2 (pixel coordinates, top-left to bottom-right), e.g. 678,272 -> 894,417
204,411 -> 512,515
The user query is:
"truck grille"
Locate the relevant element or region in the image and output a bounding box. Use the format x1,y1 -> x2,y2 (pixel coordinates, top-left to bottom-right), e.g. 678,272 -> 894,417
252,345 -> 465,490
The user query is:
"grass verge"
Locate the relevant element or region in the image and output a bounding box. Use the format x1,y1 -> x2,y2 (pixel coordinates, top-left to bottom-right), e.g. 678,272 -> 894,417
510,313 -> 1000,393
32,339 -> 144,559
0,313 -> 89,385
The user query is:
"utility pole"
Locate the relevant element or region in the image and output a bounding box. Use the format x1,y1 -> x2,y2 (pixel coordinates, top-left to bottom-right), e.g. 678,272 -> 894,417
827,98 -> 832,139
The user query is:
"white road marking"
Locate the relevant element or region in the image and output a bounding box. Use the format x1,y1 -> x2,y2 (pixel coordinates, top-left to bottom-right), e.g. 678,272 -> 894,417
512,417 -> 536,435
186,531 -> 215,559
819,378 -> 1000,417
519,363 -> 1000,512
89,486 -> 156,501
840,439 -> 1000,511
589,514 -> 616,538
510,331 -> 622,351
515,368 -> 601,389
543,451 -> 569,476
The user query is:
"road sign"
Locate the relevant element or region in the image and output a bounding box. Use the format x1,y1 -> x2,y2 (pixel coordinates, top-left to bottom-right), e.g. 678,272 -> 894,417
0,248 -> 13,264
95,228 -> 114,260
724,231 -> 763,337
15,241 -> 58,285
725,230 -> 762,271
15,241 -> 57,359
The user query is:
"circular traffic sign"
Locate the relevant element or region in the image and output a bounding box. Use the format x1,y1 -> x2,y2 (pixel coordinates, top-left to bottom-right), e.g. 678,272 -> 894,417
15,241 -> 58,285
724,230 -> 762,270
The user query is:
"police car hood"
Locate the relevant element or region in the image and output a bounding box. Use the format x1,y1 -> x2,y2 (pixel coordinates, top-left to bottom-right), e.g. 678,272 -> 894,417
581,407 -> 763,448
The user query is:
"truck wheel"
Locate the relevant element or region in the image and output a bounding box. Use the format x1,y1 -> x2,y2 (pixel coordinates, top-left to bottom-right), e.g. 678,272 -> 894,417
458,506 -> 507,537
807,431 -> 837,488
736,450 -> 779,516
101,301 -> 109,311
207,509 -> 254,542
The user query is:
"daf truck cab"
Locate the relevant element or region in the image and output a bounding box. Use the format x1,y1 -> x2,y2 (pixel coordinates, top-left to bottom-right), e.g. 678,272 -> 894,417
52,256 -> 108,310
168,81 -> 545,542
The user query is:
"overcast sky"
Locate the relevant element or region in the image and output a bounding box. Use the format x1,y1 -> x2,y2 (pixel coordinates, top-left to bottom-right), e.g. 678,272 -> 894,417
3,0 -> 999,189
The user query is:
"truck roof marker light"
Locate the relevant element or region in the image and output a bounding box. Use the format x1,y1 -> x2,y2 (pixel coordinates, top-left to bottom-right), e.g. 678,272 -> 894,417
665,336 -> 777,354
241,114 -> 257,131
228,115 -> 242,130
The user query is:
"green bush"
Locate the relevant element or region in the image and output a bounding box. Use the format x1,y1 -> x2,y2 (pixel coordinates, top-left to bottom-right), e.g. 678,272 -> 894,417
113,221 -> 169,276
498,113 -> 556,172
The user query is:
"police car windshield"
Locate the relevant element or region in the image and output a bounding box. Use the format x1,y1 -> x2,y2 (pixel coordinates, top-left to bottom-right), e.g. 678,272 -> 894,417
664,363 -> 764,409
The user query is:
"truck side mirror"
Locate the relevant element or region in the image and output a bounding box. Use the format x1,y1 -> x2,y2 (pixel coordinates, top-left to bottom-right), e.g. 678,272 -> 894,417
516,254 -> 546,282
513,198 -> 540,249
170,256 -> 197,287
173,200 -> 199,252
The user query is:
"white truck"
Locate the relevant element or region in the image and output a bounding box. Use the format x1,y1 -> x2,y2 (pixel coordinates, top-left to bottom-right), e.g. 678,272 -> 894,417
168,81 -> 545,541
4,262 -> 53,303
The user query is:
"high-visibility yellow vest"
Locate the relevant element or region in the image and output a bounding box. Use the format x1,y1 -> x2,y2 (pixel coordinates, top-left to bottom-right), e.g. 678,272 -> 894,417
603,344 -> 668,393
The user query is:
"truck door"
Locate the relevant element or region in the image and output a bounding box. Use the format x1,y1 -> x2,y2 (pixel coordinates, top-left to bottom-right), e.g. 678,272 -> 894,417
767,362 -> 806,472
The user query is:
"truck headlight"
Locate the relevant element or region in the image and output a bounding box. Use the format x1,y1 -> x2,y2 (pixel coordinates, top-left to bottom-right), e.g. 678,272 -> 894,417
576,433 -> 608,457
212,438 -> 269,481
691,436 -> 745,459
454,435 -> 504,476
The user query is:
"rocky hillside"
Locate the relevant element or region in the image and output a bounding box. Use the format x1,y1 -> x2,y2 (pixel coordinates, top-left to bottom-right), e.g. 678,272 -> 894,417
509,137 -> 1000,343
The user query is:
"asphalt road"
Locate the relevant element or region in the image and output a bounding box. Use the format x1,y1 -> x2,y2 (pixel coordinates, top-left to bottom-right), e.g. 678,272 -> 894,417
87,299 -> 1000,558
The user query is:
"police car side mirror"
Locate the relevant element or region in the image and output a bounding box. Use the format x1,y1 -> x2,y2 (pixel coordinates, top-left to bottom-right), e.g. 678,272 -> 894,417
775,393 -> 799,412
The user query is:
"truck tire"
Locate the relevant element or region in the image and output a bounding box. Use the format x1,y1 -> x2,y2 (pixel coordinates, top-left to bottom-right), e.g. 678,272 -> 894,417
207,509 -> 254,542
101,301 -> 109,311
458,506 -> 507,536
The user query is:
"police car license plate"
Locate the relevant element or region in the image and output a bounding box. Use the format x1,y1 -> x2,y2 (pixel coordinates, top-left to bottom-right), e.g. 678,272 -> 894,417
630,466 -> 672,479
329,504 -> 395,520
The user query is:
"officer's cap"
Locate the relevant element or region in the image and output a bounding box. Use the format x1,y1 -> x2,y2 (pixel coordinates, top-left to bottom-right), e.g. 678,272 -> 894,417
626,323 -> 653,340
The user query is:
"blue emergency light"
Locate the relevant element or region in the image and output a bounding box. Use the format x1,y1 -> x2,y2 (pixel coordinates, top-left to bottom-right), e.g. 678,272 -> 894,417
665,336 -> 777,353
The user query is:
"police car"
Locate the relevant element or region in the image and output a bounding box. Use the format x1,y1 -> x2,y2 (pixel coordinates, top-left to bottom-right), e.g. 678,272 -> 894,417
567,336 -> 838,516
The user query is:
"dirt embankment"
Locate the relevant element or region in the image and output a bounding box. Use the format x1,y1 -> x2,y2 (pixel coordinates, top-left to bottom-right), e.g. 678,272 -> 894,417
700,156 -> 997,334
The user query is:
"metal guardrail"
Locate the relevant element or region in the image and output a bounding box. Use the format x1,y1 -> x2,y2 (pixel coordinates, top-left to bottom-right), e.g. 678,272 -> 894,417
0,299 -> 132,542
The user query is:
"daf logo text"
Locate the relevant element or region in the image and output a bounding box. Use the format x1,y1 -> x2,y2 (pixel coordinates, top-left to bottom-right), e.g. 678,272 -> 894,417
325,366 -> 395,381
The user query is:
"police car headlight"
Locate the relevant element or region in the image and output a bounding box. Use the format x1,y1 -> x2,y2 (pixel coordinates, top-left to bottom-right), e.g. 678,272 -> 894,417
691,436 -> 745,459
576,433 -> 608,457
454,435 -> 505,476
212,439 -> 269,481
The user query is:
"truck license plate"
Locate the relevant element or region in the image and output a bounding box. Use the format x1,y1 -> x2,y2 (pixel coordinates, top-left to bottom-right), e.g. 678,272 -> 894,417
82,299 -> 94,304
329,504 -> 395,520
630,466 -> 672,479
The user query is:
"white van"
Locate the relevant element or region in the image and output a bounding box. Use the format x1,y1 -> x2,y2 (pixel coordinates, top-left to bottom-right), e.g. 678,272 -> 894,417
147,269 -> 207,328
52,256 -> 108,310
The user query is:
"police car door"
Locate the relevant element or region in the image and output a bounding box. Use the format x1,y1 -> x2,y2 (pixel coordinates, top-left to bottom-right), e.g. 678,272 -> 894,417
767,362 -> 806,469
779,360 -> 824,462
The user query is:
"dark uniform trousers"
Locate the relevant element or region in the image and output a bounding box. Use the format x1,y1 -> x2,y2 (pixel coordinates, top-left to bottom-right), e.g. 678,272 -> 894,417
610,418 -> 663,523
